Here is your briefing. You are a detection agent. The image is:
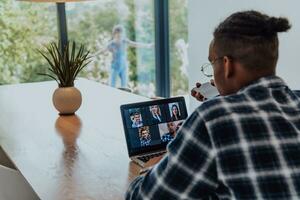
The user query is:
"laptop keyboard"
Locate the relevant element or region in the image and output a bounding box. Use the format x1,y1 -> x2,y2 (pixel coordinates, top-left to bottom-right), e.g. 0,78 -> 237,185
137,152 -> 165,163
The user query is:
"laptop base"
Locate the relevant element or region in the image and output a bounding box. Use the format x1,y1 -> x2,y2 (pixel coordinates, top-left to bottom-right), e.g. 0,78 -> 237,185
131,151 -> 165,167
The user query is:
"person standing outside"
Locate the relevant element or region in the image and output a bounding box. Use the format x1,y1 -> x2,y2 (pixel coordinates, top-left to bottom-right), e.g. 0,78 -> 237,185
97,25 -> 153,88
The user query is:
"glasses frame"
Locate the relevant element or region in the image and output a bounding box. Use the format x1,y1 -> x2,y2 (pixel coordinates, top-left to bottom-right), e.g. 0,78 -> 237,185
200,57 -> 224,78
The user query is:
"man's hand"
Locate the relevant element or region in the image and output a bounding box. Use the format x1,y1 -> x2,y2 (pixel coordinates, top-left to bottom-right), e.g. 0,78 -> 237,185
191,79 -> 215,102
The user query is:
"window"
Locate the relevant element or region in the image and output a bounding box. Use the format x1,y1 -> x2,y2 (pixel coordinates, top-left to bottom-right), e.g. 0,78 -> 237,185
169,0 -> 188,96
0,0 -> 189,98
0,0 -> 57,84
66,0 -> 156,97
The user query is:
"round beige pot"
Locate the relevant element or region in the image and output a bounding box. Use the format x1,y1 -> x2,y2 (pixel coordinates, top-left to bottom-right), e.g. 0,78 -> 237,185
52,87 -> 82,115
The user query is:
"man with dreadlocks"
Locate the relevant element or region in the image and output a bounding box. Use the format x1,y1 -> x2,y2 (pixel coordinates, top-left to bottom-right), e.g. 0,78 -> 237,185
126,10 -> 300,199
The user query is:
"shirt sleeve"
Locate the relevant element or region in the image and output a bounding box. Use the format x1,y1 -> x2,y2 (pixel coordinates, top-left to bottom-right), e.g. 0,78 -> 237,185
292,90 -> 300,98
125,110 -> 219,200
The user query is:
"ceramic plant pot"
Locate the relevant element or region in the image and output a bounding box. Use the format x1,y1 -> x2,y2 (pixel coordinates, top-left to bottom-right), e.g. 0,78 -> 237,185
52,87 -> 82,115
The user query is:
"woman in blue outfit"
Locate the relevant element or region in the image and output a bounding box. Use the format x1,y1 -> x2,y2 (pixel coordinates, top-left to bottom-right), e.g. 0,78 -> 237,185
98,25 -> 153,88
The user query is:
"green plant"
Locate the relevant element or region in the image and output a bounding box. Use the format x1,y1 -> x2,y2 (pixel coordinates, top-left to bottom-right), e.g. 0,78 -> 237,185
38,41 -> 92,87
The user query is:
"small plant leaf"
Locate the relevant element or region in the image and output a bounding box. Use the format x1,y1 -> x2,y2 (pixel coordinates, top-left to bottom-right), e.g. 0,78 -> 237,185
37,41 -> 92,87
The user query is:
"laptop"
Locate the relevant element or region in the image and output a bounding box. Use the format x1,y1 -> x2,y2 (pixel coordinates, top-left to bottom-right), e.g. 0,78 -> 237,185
120,97 -> 188,167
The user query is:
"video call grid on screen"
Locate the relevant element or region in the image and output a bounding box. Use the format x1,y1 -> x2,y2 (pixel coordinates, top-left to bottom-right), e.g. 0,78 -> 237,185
120,97 -> 188,156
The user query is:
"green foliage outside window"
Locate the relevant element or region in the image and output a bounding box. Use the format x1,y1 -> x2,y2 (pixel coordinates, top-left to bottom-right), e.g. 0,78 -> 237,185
0,0 -> 188,96
169,0 -> 189,96
0,0 -> 57,84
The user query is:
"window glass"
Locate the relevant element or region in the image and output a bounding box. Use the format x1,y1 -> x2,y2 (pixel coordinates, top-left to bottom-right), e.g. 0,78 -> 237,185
169,0 -> 189,96
0,0 -> 57,84
67,0 -> 156,97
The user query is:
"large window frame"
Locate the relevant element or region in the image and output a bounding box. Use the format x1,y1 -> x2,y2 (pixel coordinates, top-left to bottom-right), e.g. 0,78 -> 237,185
154,0 -> 170,97
55,0 -> 170,97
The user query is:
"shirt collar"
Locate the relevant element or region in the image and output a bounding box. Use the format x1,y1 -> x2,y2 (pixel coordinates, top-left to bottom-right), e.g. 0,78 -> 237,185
237,75 -> 287,94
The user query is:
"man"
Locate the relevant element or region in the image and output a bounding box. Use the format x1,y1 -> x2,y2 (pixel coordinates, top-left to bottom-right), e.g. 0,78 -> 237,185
161,122 -> 177,143
139,126 -> 152,147
131,112 -> 143,128
126,10 -> 300,199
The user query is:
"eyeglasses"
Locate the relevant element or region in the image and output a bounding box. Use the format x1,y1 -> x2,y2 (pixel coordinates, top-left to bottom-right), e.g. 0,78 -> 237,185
200,57 -> 224,78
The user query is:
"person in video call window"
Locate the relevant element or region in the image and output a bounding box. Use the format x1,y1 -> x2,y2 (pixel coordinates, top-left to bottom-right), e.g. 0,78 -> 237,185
170,104 -> 181,121
130,112 -> 143,128
126,10 -> 300,199
149,105 -> 164,124
138,126 -> 151,147
161,122 -> 177,143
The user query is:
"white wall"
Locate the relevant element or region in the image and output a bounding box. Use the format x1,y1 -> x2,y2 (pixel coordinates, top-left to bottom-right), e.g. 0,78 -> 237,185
188,0 -> 300,111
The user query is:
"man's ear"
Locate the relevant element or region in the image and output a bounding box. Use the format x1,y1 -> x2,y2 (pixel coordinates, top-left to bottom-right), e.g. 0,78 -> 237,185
223,56 -> 234,78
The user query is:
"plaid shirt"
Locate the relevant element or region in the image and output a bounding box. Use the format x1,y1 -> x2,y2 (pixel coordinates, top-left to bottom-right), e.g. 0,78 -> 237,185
126,76 -> 300,200
161,132 -> 175,143
140,138 -> 151,147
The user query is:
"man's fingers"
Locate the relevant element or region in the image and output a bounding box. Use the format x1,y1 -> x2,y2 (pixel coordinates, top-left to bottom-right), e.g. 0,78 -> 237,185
195,93 -> 204,101
191,89 -> 197,97
191,82 -> 210,102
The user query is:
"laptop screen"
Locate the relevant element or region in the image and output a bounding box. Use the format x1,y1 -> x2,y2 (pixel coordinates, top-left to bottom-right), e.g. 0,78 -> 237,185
120,97 -> 188,157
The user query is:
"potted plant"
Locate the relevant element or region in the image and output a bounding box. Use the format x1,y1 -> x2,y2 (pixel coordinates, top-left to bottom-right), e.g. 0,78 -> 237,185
39,41 -> 92,115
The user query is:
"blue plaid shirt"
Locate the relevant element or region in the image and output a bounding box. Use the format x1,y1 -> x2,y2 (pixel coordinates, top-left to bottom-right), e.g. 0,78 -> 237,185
161,132 -> 175,143
140,138 -> 151,147
126,76 -> 300,199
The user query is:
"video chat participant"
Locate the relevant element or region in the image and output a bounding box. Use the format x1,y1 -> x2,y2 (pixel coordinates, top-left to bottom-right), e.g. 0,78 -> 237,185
149,105 -> 164,124
160,122 -> 177,143
126,10 -> 300,199
138,126 -> 152,147
170,104 -> 181,121
130,111 -> 143,128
